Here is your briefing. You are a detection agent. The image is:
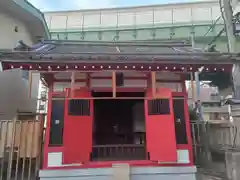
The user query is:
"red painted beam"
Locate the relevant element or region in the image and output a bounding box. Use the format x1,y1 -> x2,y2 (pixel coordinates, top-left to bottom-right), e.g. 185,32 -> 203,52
54,78 -> 182,83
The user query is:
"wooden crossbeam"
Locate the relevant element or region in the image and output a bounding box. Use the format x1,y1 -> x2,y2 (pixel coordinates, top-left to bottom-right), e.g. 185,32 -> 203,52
112,71 -> 116,98
151,71 -> 156,98
51,96 -> 185,100
71,72 -> 76,98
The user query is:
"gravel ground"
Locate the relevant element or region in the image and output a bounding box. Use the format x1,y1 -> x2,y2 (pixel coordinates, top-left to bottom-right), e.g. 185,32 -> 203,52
196,174 -> 224,180
196,171 -> 226,180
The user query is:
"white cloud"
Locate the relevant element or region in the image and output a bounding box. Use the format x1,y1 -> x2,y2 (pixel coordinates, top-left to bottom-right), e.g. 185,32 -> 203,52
71,0 -> 114,9
28,0 -> 216,11
28,0 -> 51,10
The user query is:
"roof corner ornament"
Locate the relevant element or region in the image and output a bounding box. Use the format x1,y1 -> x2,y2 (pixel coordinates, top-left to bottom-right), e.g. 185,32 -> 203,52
14,40 -> 31,51
206,45 -> 218,52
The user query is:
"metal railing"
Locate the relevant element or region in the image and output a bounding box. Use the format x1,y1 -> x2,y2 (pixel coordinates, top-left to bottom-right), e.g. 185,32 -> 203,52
92,144 -> 146,161
202,106 -> 229,113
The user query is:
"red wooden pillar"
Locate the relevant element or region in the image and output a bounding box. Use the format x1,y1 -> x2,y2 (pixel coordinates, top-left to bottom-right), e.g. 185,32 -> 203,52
181,76 -> 194,164
70,72 -> 76,98
112,71 -> 116,98
151,72 -> 156,98
43,83 -> 54,168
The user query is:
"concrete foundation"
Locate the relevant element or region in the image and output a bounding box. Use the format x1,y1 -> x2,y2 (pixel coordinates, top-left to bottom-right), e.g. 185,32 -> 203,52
39,166 -> 196,180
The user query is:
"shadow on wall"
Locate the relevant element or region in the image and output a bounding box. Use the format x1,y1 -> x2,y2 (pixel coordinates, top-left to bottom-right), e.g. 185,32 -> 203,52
0,69 -> 38,120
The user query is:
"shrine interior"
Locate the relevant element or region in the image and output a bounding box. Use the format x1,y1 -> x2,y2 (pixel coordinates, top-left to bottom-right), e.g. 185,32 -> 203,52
91,91 -> 146,161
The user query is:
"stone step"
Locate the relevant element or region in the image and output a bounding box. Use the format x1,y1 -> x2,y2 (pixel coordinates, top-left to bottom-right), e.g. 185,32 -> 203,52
112,163 -> 130,180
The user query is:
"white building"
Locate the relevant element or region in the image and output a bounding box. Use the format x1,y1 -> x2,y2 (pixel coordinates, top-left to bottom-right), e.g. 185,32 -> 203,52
187,83 -> 230,121
0,0 -> 49,119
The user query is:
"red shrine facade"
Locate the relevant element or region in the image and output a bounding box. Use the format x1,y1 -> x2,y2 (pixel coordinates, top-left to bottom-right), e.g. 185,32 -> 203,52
45,72 -> 191,164
0,41 -> 235,180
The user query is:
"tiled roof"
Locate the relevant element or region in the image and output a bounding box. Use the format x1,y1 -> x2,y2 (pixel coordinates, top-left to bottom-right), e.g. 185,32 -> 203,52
13,40 -> 196,54
0,40 -> 236,63
0,40 -> 236,73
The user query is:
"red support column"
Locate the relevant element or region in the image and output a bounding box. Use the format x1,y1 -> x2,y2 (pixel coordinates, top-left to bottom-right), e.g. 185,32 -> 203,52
43,84 -> 53,169
86,73 -> 90,88
181,76 -> 194,164
112,71 -> 116,98
151,72 -> 156,98
71,72 -> 76,98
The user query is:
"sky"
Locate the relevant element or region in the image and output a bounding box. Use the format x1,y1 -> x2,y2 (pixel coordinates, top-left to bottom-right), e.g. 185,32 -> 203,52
28,0 -> 211,12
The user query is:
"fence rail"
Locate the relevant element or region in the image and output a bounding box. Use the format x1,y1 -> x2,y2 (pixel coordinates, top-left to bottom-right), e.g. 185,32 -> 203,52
190,120 -> 239,179
0,115 -> 45,180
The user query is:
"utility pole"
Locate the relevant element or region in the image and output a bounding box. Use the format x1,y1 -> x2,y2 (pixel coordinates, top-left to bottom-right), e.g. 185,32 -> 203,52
221,0 -> 236,53
220,2 -> 240,180
220,0 -> 240,98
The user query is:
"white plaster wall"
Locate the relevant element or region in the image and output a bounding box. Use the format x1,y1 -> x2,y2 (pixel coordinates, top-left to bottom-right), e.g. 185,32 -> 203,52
0,70 -> 40,120
0,12 -> 33,49
44,1 -> 226,31
0,69 -> 37,120
0,11 -> 40,120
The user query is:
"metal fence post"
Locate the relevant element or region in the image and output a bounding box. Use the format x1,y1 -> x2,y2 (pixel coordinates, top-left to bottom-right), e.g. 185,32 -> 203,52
7,117 -> 17,180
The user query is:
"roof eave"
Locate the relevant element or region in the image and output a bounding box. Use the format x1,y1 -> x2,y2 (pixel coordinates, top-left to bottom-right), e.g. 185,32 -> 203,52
0,53 -> 236,64
8,0 -> 50,40
1,57 -> 233,73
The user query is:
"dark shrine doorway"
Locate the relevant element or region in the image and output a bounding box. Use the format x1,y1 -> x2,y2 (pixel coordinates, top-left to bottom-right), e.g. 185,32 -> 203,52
91,91 -> 146,161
